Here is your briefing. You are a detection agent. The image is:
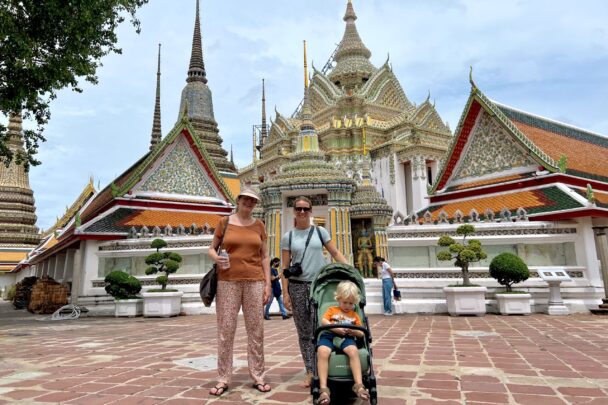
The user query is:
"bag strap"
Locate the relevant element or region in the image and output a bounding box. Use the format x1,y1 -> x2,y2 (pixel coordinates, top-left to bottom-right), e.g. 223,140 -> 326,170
215,216 -> 230,253
298,226 -> 316,263
315,226 -> 326,246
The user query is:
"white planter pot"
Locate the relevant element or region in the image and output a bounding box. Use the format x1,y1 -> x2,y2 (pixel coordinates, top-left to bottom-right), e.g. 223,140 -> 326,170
114,298 -> 143,317
142,291 -> 183,317
496,293 -> 531,315
444,286 -> 487,316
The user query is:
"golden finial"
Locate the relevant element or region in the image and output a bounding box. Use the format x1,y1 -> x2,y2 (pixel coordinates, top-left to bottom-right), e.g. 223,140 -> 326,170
303,40 -> 308,89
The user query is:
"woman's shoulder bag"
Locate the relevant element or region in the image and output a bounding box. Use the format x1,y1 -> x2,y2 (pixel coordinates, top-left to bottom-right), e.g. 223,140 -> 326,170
200,216 -> 230,307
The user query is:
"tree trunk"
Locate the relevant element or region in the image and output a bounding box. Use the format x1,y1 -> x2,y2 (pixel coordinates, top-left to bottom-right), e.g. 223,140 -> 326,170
462,264 -> 470,285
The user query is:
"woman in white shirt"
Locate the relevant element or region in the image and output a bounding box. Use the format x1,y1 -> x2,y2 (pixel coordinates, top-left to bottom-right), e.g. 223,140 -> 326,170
374,256 -> 397,315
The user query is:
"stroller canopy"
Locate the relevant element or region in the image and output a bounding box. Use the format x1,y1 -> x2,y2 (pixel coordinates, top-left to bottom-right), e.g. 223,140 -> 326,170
310,263 -> 367,306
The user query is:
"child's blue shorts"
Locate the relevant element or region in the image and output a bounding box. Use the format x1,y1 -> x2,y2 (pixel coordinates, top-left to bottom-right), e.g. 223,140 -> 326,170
318,332 -> 356,351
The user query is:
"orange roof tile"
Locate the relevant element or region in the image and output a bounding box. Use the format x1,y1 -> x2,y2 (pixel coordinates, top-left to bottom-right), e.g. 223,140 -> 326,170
511,120 -> 608,180
119,210 -> 223,228
420,186 -> 583,222
0,251 -> 28,263
223,177 -> 240,199
450,173 -> 530,191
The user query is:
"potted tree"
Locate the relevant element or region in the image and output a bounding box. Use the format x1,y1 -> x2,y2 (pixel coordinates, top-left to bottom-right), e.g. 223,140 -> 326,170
490,252 -> 531,315
141,239 -> 184,317
437,224 -> 488,316
104,270 -> 143,317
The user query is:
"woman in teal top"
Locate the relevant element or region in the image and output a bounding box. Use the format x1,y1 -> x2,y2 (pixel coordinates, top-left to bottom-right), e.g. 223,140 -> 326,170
281,196 -> 347,387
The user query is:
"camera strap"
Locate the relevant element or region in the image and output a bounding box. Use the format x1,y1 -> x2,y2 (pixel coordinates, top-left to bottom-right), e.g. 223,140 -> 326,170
289,226 -> 315,264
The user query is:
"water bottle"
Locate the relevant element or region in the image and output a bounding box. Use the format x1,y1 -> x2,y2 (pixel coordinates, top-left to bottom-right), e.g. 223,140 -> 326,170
219,249 -> 230,270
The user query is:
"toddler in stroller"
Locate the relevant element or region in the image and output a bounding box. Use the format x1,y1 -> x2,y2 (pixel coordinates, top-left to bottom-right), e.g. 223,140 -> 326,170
311,263 -> 378,405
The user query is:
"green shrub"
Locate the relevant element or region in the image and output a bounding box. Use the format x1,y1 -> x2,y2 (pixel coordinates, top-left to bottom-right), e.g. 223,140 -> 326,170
489,252 -> 529,292
104,270 -> 142,300
436,224 -> 487,286
145,238 -> 182,290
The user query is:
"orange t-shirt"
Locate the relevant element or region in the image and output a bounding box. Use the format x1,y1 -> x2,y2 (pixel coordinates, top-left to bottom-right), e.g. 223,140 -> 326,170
322,306 -> 362,326
214,216 -> 267,281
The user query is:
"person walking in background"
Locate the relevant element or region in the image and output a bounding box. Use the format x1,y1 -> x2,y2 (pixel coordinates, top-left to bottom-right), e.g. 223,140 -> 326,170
207,188 -> 272,396
281,196 -> 348,388
374,256 -> 398,316
264,257 -> 289,320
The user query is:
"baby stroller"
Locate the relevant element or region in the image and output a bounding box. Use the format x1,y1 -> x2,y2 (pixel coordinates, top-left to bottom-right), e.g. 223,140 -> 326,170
310,263 -> 378,404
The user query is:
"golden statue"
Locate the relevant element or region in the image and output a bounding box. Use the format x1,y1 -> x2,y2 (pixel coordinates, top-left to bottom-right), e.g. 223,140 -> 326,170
357,228 -> 374,278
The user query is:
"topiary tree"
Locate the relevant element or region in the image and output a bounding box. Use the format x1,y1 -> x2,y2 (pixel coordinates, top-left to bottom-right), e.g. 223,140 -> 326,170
145,239 -> 182,290
104,270 -> 142,300
436,224 -> 487,286
489,252 -> 529,292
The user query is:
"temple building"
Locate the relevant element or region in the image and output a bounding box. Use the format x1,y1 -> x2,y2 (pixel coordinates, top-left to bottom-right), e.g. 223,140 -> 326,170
0,114 -> 41,288
387,76 -> 608,313
10,0 -> 238,314
240,0 -> 452,273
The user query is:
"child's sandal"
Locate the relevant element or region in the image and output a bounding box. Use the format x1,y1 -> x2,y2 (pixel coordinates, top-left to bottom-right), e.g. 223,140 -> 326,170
318,387 -> 331,405
352,383 -> 369,400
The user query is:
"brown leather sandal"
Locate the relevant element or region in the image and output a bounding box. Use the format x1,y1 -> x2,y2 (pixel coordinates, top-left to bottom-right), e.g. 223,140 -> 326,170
318,387 -> 331,405
352,383 -> 369,400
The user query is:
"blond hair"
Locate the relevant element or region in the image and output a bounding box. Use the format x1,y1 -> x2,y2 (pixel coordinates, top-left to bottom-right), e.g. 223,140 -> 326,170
334,280 -> 360,304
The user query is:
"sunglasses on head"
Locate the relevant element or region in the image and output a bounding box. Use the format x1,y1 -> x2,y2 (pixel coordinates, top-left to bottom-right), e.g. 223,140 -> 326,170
295,206 -> 311,212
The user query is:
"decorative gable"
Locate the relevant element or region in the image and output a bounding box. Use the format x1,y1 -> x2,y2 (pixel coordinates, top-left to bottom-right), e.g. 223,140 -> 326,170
452,110 -> 537,181
134,135 -> 222,199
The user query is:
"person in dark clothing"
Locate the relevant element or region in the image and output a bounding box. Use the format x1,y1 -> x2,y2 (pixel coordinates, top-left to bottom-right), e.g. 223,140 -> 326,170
264,257 -> 289,320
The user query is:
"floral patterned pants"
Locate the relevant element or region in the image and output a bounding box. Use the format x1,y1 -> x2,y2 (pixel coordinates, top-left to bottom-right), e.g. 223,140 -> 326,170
216,280 -> 265,384
288,281 -> 315,374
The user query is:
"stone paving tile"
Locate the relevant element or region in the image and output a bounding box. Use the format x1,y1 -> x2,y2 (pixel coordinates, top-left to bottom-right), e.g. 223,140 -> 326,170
2,309 -> 608,404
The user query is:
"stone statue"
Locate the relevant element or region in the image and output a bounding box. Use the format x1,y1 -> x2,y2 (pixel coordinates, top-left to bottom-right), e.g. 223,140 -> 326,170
357,228 -> 374,278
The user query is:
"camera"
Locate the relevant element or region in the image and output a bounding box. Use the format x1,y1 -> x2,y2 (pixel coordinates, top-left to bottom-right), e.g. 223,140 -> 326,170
283,263 -> 303,279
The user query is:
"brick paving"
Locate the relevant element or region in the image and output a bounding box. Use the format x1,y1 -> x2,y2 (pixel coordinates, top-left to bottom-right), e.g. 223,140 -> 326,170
1,303 -> 608,404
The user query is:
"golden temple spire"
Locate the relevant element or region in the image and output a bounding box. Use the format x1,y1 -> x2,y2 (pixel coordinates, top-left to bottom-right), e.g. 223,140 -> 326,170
150,43 -> 162,151
304,40 -> 309,89
260,78 -> 268,148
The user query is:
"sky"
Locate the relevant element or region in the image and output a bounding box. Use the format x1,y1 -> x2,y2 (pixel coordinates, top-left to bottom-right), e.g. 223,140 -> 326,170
13,0 -> 608,231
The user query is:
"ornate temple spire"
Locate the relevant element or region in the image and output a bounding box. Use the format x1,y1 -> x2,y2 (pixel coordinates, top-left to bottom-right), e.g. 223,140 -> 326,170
150,43 -> 162,151
0,113 -> 40,248
230,144 -> 234,165
260,79 -> 268,148
299,40 -> 315,137
177,0 -> 236,174
328,0 -> 376,86
187,0 -> 207,84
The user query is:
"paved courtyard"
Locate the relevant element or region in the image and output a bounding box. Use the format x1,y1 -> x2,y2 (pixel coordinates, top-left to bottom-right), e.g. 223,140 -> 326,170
1,302 -> 608,404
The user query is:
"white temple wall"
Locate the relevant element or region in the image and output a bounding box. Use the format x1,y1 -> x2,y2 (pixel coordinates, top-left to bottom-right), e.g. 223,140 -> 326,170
386,220 -> 603,313
372,155 -> 401,219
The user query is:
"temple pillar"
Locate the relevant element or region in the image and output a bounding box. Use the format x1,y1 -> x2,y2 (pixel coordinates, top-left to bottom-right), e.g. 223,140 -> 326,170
328,188 -> 353,264
263,190 -> 283,262
410,155 -> 428,213
593,227 -> 608,298
393,154 -> 407,217
70,243 -> 84,305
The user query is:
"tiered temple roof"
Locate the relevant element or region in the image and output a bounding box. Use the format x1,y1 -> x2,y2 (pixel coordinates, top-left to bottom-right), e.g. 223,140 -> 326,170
413,80 -> 608,224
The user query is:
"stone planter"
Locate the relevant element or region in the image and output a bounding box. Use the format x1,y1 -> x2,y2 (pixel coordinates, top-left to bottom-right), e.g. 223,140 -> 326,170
142,291 -> 183,317
444,286 -> 487,316
114,298 -> 143,317
496,293 -> 531,315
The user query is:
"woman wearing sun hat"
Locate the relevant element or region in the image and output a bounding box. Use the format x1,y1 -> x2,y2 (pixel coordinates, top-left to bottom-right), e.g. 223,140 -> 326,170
208,187 -> 272,396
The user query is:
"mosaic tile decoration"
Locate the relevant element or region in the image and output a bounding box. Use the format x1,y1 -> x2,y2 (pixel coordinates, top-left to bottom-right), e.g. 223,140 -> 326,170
140,136 -> 220,198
